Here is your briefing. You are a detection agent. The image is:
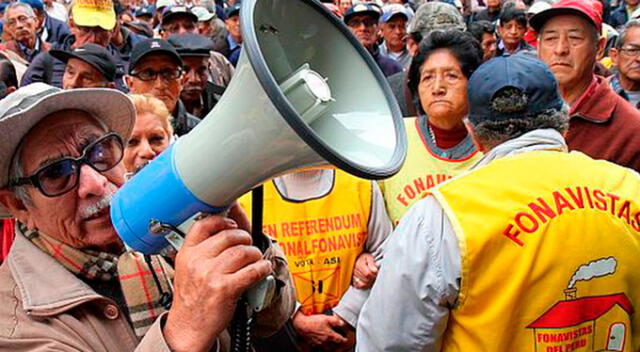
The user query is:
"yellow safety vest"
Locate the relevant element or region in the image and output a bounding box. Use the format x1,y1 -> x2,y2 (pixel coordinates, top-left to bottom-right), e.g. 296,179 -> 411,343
431,151 -> 640,352
240,169 -> 372,315
380,117 -> 482,225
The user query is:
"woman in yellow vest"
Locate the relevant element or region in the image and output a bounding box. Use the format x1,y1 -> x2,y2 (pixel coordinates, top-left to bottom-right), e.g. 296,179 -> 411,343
357,54 -> 640,351
240,167 -> 392,351
380,30 -> 484,225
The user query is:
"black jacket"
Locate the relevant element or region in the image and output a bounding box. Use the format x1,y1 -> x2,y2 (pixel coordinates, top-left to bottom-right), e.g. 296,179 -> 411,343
172,99 -> 202,136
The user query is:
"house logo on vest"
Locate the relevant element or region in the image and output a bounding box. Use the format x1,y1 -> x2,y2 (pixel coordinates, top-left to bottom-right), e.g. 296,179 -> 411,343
527,257 -> 634,352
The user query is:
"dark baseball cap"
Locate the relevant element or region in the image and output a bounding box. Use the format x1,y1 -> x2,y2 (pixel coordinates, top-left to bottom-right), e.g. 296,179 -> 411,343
343,3 -> 382,24
162,5 -> 198,25
225,2 -> 241,19
530,0 -> 603,33
50,43 -> 117,82
168,33 -> 214,57
467,54 -> 564,125
134,4 -> 155,18
128,38 -> 183,74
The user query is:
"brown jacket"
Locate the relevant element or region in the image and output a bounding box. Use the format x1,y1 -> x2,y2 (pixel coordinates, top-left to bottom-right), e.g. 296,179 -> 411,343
567,75 -> 640,173
0,234 -> 295,352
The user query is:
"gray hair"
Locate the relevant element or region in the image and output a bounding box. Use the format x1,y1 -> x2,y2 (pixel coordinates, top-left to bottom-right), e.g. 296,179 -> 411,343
3,3 -> 36,21
470,105 -> 569,148
9,141 -> 32,205
616,19 -> 640,48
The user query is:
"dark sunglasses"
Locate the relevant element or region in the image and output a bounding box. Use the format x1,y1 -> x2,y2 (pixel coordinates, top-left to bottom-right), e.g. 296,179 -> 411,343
9,133 -> 124,197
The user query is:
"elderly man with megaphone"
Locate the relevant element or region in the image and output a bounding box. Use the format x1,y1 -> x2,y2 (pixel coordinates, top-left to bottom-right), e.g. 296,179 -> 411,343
0,83 -> 295,352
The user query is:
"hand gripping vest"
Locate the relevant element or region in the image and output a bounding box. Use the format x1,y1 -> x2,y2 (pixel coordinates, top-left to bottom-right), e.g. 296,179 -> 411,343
431,151 -> 640,352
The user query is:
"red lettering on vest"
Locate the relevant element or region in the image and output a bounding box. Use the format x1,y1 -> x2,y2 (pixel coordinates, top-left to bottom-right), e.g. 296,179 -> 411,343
607,192 -> 620,216
618,200 -> 631,225
396,194 -> 408,206
529,197 -> 557,223
565,187 -> 585,209
515,212 -> 539,233
553,191 -> 575,215
593,189 -> 607,211
281,222 -> 291,237
503,223 -> 524,246
583,186 -> 595,209
413,178 -> 426,194
426,175 -> 435,188
264,224 -> 278,238
404,185 -> 416,200
634,212 -> 640,232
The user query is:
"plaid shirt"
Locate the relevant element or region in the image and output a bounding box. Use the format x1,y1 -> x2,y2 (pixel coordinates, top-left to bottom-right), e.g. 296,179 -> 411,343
20,223 -> 174,339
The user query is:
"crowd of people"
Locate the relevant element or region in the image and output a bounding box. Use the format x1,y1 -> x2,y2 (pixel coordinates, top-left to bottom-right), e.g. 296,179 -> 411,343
0,0 -> 640,350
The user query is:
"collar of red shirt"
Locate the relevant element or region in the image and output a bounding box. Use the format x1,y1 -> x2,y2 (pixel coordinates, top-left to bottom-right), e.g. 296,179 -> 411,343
569,75 -> 616,123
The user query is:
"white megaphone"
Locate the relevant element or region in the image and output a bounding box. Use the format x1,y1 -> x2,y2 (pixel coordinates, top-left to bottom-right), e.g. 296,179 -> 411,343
110,0 -> 407,255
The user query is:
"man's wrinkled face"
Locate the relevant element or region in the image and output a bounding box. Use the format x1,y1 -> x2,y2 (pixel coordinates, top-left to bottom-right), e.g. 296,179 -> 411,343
73,25 -> 113,47
537,15 -> 600,90
418,49 -> 469,122
14,111 -> 125,252
161,14 -> 197,39
127,54 -> 184,113
181,56 -> 208,103
62,58 -> 110,89
481,32 -> 498,61
347,14 -> 379,49
612,27 -> 640,84
380,16 -> 407,50
499,19 -> 527,48
225,14 -> 242,43
4,7 -> 37,44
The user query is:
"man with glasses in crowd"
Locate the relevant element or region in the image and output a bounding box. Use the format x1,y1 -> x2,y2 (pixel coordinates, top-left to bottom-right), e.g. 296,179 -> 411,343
21,0 -> 128,91
608,19 -> 640,109
0,82 -> 294,351
0,2 -> 50,62
344,3 -> 402,77
126,38 -> 200,136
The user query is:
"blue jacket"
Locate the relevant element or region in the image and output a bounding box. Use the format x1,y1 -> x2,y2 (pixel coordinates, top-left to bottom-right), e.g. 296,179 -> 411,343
610,2 -> 629,30
42,15 -> 71,45
371,46 -> 403,77
21,35 -> 128,91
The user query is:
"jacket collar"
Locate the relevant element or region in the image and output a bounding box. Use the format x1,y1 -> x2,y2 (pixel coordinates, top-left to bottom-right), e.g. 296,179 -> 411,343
7,233 -> 105,317
570,75 -> 617,123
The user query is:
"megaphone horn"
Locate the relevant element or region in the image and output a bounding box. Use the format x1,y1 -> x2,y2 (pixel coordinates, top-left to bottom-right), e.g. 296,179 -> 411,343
110,0 -> 407,255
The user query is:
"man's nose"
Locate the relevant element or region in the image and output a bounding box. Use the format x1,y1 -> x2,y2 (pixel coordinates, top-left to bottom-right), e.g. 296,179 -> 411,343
138,140 -> 156,160
77,164 -> 108,199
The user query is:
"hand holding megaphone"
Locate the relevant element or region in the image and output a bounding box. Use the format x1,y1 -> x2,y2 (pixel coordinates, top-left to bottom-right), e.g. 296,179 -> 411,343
163,211 -> 271,352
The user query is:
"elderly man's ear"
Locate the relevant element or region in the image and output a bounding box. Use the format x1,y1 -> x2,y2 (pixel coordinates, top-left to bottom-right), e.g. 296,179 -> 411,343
0,189 -> 33,227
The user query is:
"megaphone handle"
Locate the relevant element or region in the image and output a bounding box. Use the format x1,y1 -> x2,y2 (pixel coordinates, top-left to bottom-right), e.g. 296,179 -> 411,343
251,185 -> 268,252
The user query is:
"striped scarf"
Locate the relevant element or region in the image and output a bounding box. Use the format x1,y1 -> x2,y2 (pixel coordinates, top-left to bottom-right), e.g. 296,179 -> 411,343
19,223 -> 174,339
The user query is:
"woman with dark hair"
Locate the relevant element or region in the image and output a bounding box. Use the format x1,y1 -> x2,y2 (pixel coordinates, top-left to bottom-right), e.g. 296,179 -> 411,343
380,30 -> 484,225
